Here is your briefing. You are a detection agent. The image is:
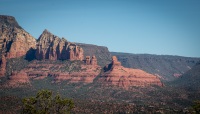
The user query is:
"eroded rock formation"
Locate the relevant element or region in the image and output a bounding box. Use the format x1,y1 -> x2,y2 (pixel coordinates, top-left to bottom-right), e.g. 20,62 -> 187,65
10,60 -> 102,84
91,56 -> 97,65
85,55 -> 98,65
54,65 -> 101,83
0,15 -> 36,59
7,71 -> 30,86
0,55 -> 6,77
85,56 -> 91,65
99,56 -> 162,89
35,29 -> 84,61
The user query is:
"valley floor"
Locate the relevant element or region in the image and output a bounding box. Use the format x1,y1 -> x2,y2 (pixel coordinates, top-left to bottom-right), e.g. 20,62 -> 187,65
0,77 -> 199,113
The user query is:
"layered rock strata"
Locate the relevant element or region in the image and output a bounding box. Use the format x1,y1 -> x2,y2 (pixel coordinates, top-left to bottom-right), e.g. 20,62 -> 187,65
7,59 -> 101,86
0,15 -> 36,59
35,29 -> 84,61
99,56 -> 163,89
7,71 -> 30,86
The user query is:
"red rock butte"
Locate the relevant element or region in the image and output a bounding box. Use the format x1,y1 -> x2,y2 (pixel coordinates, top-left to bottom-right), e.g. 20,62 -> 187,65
99,56 -> 163,89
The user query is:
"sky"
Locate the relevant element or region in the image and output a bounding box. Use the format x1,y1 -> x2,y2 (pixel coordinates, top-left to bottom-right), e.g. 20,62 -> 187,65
0,0 -> 200,57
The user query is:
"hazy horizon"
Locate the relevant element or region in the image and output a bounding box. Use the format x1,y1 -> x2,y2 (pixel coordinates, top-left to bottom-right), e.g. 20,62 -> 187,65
0,0 -> 200,57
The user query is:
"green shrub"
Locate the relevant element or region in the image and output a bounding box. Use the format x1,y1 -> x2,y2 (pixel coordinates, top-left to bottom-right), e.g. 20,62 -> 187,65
22,90 -> 74,114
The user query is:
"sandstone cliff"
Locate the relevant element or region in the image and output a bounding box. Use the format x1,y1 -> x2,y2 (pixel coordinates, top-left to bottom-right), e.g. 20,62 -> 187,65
6,58 -> 101,86
0,15 -> 36,59
36,29 -> 84,61
99,56 -> 162,89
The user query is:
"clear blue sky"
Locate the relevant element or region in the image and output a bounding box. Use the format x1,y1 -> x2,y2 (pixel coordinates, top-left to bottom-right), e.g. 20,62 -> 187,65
0,0 -> 200,57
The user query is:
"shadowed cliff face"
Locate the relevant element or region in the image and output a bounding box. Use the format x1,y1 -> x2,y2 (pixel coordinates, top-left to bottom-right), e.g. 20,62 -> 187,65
0,15 -> 36,59
36,29 -> 84,61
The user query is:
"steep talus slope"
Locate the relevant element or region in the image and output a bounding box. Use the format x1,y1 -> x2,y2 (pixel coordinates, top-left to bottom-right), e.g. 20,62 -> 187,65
111,52 -> 200,81
0,15 -> 36,59
77,43 -> 112,66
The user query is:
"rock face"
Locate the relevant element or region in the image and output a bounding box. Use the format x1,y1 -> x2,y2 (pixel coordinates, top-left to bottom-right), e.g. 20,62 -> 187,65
9,59 -> 101,85
7,71 -> 30,86
0,55 -> 6,77
99,56 -> 162,89
0,15 -> 36,59
35,29 -> 84,61
54,65 -> 101,83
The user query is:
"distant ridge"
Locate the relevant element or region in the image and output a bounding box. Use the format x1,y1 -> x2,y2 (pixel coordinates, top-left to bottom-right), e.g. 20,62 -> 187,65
111,52 -> 200,81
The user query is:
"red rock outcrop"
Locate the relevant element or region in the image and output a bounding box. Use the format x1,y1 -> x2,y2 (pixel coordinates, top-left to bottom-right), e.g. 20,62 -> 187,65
99,56 -> 162,89
14,60 -> 102,84
54,65 -> 101,83
0,15 -> 36,59
85,55 -> 98,65
0,55 -> 6,77
91,55 -> 97,65
7,71 -> 30,86
35,29 -> 84,61
85,56 -> 91,65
